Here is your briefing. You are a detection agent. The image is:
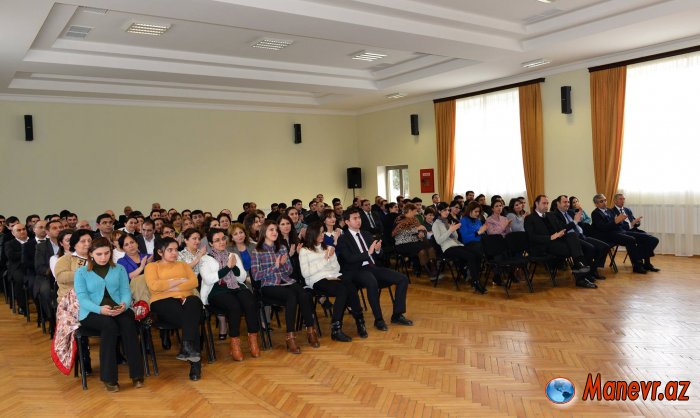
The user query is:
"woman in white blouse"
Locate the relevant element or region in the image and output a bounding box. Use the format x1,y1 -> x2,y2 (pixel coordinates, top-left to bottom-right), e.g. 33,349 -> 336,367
298,223 -> 367,342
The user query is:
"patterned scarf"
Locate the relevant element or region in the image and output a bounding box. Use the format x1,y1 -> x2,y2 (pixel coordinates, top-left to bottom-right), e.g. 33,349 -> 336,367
208,248 -> 239,289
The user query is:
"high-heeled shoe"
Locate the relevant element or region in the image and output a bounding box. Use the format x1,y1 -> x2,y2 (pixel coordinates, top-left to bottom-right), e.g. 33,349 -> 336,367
471,279 -> 487,294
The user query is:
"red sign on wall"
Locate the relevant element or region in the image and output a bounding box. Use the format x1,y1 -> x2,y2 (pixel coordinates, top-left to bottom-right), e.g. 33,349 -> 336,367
420,168 -> 435,193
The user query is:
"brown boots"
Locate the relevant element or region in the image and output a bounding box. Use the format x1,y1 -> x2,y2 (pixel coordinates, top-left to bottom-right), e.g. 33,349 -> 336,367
230,334 -> 261,360
286,332 -> 301,354
248,333 -> 260,358
307,326 -> 320,348
229,337 -> 243,361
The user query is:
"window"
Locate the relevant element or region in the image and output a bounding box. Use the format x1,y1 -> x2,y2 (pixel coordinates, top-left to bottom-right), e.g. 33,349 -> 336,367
385,165 -> 409,203
618,51 -> 700,255
453,88 -> 526,201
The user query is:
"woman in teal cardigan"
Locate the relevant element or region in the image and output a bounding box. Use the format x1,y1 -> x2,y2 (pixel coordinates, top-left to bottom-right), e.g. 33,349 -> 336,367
74,237 -> 144,392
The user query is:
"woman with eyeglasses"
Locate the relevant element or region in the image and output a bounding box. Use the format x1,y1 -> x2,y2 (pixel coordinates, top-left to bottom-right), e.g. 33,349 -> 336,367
200,228 -> 260,361
433,203 -> 486,294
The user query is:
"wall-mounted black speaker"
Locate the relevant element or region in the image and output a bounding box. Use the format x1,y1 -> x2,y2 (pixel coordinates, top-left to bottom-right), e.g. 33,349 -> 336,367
293,123 -> 302,144
347,167 -> 362,189
410,114 -> 419,135
24,115 -> 33,141
561,86 -> 572,114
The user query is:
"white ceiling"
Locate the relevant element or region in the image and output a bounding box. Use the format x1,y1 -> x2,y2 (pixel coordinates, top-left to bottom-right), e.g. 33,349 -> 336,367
1,0 -> 700,112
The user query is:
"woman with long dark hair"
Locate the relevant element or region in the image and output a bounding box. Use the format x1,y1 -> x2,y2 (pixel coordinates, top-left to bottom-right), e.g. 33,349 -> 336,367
432,203 -> 486,293
74,237 -> 144,391
299,223 -> 367,341
251,220 -> 318,354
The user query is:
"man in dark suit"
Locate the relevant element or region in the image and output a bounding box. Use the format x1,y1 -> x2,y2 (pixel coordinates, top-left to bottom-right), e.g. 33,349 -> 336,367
137,219 -> 159,256
524,195 -> 596,288
359,199 -> 383,239
611,193 -> 659,271
24,221 -> 49,317
336,207 -> 412,331
5,223 -> 30,313
590,194 -> 649,274
547,195 -> 609,280
35,219 -> 63,334
93,213 -> 114,239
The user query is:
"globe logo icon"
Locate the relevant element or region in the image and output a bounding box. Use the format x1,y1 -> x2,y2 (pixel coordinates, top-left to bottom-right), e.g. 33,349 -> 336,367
546,378 -> 575,404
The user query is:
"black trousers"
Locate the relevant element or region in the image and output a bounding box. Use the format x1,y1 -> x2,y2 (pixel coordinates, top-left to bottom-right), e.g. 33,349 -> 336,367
598,232 -> 643,264
345,265 -> 408,322
547,233 -> 584,260
444,244 -> 483,279
80,309 -> 143,384
35,276 -> 54,322
578,235 -> 610,269
10,271 -> 27,309
261,282 -> 314,332
313,278 -> 362,324
208,288 -> 260,336
150,296 -> 202,351
625,230 -> 659,260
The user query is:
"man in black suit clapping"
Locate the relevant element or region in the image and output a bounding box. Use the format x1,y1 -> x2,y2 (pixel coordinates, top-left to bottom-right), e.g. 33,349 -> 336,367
336,208 -> 412,331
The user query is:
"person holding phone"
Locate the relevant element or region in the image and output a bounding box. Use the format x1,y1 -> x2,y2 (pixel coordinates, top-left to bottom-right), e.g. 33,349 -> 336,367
145,237 -> 203,380
74,237 -> 144,392
251,220 -> 318,354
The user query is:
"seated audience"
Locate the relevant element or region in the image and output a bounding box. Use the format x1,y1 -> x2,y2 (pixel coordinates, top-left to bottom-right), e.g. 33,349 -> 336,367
336,208 -> 412,331
432,203 -> 485,293
591,194 -> 657,274
117,234 -> 152,281
145,238 -> 203,381
392,203 -> 438,276
243,213 -> 262,243
74,238 -> 144,392
251,220 -> 318,354
136,219 -> 158,256
200,228 -> 260,361
485,200 -> 511,236
569,196 -> 592,224
524,195 -> 596,288
320,209 -> 342,247
277,215 -> 303,281
299,223 -> 366,341
228,223 -> 255,274
611,193 -> 659,271
506,198 -> 527,233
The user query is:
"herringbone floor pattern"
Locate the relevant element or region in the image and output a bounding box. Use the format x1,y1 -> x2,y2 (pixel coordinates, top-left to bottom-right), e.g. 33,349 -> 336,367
1,255 -> 699,417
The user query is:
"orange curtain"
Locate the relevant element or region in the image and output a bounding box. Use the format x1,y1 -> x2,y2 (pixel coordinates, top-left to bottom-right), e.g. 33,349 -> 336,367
434,100 -> 456,201
590,66 -> 627,201
518,83 -> 544,206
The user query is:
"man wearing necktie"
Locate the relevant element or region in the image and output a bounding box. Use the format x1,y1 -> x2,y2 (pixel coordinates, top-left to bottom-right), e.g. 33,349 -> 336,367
360,200 -> 383,239
611,193 -> 659,271
336,207 -> 411,331
547,195 -> 609,280
591,194 -> 649,274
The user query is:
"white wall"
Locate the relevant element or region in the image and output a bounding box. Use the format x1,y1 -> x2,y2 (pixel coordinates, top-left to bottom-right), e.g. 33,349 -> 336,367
0,101 -> 358,222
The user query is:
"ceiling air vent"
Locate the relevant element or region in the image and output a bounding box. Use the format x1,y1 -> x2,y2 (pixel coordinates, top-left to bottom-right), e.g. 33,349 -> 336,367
65,25 -> 92,39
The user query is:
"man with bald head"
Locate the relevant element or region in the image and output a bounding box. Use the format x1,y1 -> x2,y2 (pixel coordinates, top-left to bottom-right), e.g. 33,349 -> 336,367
22,221 -> 48,321
76,220 -> 91,230
4,223 -> 29,314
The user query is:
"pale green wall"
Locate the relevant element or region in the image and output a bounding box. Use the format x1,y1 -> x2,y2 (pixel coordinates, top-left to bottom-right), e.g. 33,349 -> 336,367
0,101 -> 358,222
356,101 -> 437,202
355,68 -> 599,213
0,68 -> 602,222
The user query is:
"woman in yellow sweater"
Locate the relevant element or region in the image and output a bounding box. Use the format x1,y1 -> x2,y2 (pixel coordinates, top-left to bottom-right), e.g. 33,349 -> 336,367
145,237 -> 203,381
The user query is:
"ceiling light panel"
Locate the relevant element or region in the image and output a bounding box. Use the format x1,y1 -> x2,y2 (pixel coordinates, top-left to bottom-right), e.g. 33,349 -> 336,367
385,92 -> 406,99
250,38 -> 294,51
352,51 -> 388,62
521,58 -> 551,68
125,22 -> 171,36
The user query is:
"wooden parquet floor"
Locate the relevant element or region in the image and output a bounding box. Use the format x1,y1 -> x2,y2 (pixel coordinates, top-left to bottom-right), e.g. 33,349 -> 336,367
2,254 -> 700,417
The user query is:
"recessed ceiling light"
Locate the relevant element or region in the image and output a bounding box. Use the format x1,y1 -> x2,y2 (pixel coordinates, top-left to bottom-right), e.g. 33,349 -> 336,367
352,51 -> 388,62
537,0 -> 556,3
80,6 -> 108,14
125,22 -> 171,36
250,38 -> 294,51
521,58 -> 551,68
385,93 -> 406,99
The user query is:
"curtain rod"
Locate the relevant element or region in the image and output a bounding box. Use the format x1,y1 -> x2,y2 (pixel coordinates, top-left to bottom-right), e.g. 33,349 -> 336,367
433,78 -> 545,104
